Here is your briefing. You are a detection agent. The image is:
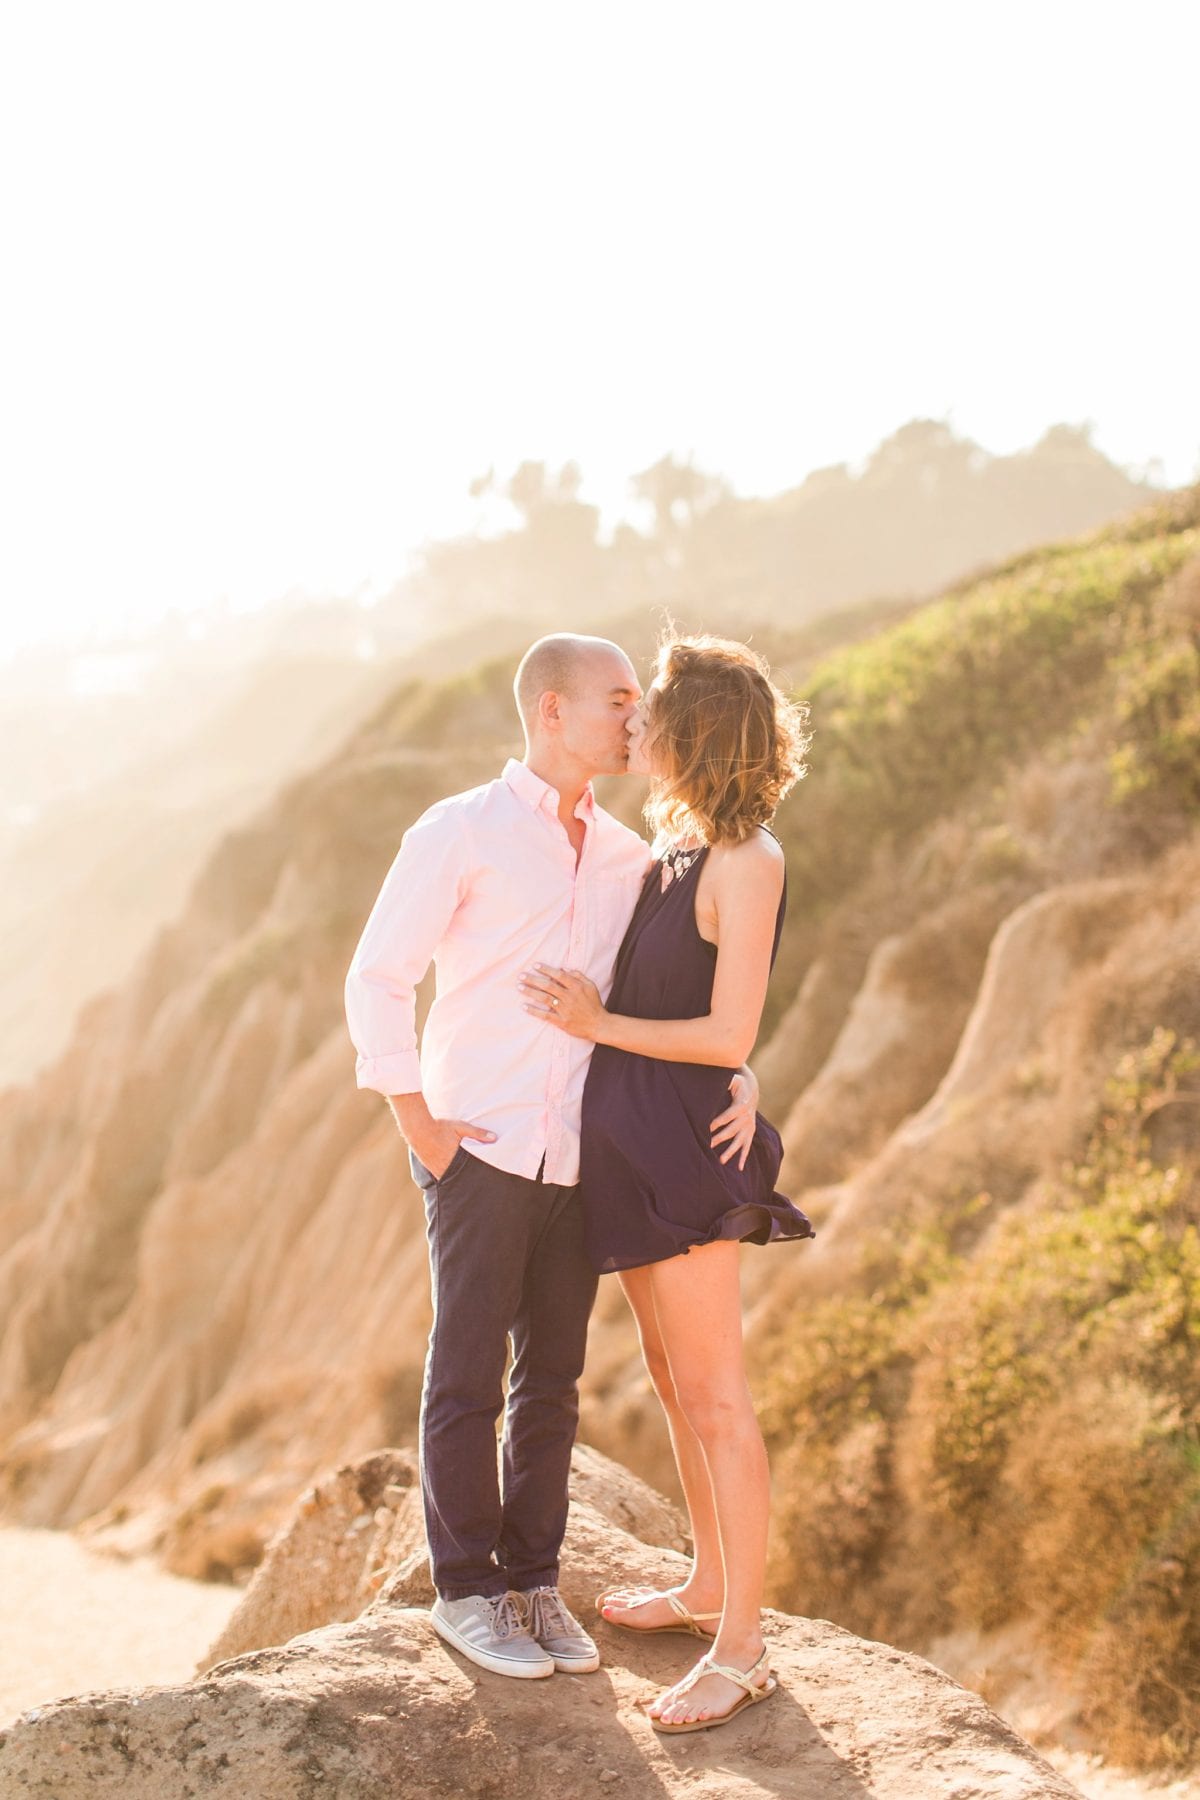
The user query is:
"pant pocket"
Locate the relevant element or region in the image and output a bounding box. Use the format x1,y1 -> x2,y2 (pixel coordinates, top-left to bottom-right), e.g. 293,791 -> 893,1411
410,1143 -> 470,1190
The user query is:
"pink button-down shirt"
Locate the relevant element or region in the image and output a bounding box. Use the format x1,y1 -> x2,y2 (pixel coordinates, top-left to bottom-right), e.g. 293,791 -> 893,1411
344,758 -> 653,1184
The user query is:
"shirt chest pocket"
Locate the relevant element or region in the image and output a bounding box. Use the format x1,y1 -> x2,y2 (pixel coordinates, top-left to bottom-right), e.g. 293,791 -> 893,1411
587,872 -> 645,972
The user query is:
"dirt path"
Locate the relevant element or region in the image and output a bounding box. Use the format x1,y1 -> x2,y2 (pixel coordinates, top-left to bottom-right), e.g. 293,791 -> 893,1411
0,1527 -> 239,1727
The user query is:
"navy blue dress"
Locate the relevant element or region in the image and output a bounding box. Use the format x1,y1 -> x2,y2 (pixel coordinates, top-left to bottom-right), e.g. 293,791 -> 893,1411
579,836 -> 816,1274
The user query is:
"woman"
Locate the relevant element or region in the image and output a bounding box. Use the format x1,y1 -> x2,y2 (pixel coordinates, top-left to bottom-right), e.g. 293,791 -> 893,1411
518,633 -> 814,1733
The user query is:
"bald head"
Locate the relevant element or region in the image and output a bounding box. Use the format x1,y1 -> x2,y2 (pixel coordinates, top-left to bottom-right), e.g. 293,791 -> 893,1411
514,634 -> 632,729
512,633 -> 641,782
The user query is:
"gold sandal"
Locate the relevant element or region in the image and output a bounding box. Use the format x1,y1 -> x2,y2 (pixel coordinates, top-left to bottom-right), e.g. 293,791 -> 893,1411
594,1586 -> 721,1639
647,1646 -> 776,1734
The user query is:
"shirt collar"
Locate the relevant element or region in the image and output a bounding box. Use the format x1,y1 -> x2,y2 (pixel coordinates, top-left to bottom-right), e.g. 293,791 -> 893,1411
503,757 -> 596,822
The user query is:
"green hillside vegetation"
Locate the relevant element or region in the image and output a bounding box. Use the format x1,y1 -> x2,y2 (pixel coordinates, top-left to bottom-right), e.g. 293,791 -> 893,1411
745,487 -> 1200,1768
748,490 -> 1199,1044
776,488 -> 1200,907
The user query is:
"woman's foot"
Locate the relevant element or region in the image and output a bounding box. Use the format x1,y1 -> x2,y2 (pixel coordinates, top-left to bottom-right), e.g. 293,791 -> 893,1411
647,1638 -> 770,1728
597,1584 -> 722,1636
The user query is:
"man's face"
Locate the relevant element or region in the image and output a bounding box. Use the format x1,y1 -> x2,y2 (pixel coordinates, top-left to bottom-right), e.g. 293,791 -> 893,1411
557,646 -> 642,778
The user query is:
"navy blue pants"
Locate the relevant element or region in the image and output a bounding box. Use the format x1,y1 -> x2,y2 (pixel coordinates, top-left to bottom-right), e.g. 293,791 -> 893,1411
409,1144 -> 599,1601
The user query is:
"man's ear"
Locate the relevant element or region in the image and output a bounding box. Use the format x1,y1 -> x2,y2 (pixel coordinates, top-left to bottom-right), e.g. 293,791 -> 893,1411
537,690 -> 562,730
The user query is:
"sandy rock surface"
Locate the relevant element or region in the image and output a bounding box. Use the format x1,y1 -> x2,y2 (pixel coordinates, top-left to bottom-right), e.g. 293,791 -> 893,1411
0,1452 -> 1082,1799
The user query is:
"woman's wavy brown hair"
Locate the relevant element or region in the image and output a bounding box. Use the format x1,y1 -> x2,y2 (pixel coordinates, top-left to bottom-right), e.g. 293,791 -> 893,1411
643,633 -> 812,846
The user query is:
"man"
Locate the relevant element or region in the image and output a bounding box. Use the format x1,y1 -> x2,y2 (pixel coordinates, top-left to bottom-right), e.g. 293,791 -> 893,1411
344,634 -> 752,1680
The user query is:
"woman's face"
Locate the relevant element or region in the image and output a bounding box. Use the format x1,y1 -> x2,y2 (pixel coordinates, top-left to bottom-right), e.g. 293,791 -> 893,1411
624,681 -> 664,776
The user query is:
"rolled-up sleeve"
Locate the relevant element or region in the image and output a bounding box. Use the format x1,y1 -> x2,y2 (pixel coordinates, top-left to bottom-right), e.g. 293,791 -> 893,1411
344,804 -> 469,1096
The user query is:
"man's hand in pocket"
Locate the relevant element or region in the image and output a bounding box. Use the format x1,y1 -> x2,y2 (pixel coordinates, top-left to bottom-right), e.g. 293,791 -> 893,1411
388,1093 -> 498,1181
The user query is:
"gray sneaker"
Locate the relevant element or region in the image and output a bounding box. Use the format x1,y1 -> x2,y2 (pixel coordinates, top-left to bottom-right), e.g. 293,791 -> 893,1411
520,1584 -> 601,1673
430,1592 -> 554,1679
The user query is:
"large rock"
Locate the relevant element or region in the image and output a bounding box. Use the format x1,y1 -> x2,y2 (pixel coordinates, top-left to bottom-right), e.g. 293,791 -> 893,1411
202,1443 -> 688,1670
0,1451 -> 1081,1799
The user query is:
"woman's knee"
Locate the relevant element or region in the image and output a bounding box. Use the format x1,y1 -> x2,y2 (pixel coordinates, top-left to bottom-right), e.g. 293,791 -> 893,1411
674,1379 -> 754,1440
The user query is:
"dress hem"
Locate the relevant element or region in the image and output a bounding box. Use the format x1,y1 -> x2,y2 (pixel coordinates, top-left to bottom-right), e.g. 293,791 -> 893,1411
590,1201 -> 816,1276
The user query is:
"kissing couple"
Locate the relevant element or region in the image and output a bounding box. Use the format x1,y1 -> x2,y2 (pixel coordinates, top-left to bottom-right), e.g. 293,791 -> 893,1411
344,629 -> 814,1732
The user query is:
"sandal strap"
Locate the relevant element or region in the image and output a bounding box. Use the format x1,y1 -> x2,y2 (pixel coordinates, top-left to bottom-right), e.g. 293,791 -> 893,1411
605,1587 -> 721,1623
667,1659 -> 712,1697
615,1591 -> 680,1620
695,1646 -> 771,1698
616,1592 -> 654,1611
662,1590 -> 722,1622
609,1588 -> 673,1614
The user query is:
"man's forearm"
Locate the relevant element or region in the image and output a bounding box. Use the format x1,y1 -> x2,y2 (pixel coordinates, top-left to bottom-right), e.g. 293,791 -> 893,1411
386,1091 -> 451,1173
387,1091 -> 432,1142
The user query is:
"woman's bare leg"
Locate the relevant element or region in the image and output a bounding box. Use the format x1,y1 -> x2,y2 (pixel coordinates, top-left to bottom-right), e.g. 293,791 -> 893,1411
598,1264 -> 724,1628
644,1241 -> 771,1725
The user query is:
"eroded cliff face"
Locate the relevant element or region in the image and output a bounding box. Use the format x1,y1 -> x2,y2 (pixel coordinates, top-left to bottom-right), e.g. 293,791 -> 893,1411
0,730 -> 513,1569
1,499 -> 1197,1768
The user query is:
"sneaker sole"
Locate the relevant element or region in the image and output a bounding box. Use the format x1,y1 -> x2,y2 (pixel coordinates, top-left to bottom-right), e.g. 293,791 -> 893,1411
430,1610 -> 555,1680
547,1647 -> 601,1674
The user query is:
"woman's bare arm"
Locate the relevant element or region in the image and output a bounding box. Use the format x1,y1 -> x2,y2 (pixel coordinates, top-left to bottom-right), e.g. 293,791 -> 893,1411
520,835 -> 784,1068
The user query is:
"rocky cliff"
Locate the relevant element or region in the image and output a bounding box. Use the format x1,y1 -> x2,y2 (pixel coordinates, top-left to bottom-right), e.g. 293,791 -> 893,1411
0,1446 -> 1083,1798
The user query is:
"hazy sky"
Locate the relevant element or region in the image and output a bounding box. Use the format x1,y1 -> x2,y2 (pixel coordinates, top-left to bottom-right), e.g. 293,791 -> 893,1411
2,0 -> 1197,658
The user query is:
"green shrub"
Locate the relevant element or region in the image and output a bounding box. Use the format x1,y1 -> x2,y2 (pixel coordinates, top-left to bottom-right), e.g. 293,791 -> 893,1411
1109,614 -> 1200,814
761,1030 -> 1200,1764
776,527 -> 1199,907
